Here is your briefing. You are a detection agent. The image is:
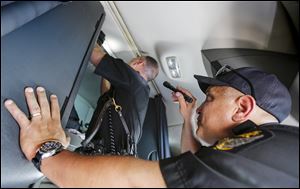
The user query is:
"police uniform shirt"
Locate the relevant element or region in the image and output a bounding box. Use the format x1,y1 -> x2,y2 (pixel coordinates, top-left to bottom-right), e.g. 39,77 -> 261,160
159,121 -> 299,187
86,54 -> 150,153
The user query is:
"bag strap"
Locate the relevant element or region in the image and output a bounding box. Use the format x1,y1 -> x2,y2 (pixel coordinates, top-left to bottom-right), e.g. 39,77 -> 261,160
81,88 -> 136,156
81,98 -> 113,147
111,91 -> 136,156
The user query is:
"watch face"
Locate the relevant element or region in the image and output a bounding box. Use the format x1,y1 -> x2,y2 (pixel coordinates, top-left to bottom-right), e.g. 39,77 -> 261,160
40,141 -> 62,153
32,141 -> 63,170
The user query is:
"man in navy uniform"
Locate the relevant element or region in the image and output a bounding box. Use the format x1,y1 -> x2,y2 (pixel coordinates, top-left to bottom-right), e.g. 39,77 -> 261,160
4,66 -> 298,187
80,43 -> 159,156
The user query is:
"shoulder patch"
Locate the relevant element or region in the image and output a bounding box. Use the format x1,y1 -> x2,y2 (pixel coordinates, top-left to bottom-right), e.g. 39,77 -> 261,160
213,130 -> 264,151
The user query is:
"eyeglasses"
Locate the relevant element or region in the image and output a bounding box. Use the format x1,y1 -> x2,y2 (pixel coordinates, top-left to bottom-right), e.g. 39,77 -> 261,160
215,65 -> 256,99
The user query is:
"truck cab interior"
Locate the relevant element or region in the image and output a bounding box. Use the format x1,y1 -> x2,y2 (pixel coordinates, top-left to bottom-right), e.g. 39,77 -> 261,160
1,1 -> 299,187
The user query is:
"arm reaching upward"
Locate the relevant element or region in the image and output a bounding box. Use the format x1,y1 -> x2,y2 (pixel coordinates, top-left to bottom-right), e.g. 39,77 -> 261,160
90,43 -> 106,67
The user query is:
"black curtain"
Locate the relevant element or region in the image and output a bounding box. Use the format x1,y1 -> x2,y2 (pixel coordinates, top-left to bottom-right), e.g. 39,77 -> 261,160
137,95 -> 171,160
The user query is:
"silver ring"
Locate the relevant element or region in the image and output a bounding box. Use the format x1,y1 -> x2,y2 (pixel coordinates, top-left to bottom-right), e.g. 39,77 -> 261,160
31,112 -> 41,117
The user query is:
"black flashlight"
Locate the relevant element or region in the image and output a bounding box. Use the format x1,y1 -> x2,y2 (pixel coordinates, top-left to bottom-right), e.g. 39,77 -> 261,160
163,81 -> 193,103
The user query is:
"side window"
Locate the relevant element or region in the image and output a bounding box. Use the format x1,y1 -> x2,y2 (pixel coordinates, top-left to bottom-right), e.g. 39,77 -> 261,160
65,63 -> 102,150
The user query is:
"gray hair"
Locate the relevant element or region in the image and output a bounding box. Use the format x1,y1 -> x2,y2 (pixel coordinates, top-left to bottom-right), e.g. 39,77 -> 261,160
143,56 -> 159,81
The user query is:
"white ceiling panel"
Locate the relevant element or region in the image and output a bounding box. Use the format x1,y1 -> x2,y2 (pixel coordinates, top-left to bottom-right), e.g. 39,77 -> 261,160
102,1 -> 278,126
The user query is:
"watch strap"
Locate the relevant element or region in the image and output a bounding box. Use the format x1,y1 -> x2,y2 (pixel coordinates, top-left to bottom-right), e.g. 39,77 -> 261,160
32,151 -> 43,172
32,142 -> 63,172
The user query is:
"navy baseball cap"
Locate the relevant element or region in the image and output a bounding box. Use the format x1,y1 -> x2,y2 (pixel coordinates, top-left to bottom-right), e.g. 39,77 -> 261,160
194,66 -> 292,122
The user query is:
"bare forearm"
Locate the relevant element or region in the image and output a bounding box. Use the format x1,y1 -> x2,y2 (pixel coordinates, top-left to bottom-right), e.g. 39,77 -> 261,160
41,150 -> 166,188
101,78 -> 111,95
181,120 -> 201,153
4,86 -> 166,187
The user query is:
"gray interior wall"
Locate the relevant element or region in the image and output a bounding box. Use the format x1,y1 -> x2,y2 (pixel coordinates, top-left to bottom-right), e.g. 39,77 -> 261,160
287,73 -> 299,123
168,124 -> 182,156
267,2 -> 298,54
1,1 -> 61,37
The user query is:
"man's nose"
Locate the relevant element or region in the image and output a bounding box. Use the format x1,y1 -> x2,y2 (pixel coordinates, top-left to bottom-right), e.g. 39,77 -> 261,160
196,104 -> 203,114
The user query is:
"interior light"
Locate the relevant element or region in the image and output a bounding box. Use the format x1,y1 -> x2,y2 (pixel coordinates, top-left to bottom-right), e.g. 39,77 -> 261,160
170,69 -> 181,78
167,57 -> 177,69
166,56 -> 181,78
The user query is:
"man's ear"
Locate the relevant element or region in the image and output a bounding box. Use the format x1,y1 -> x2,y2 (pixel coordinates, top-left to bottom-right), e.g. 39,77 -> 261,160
131,59 -> 138,66
232,95 -> 256,122
137,57 -> 145,65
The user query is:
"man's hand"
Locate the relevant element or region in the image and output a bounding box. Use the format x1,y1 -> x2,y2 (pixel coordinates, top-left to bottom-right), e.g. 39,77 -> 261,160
4,87 -> 70,161
90,43 -> 106,67
172,87 -> 200,153
171,87 -> 197,121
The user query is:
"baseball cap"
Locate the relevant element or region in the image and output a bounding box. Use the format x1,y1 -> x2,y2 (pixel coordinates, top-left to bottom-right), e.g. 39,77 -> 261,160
194,66 -> 292,122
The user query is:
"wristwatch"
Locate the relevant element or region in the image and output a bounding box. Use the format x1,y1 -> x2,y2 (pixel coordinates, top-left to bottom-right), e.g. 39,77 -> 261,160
32,141 -> 64,172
